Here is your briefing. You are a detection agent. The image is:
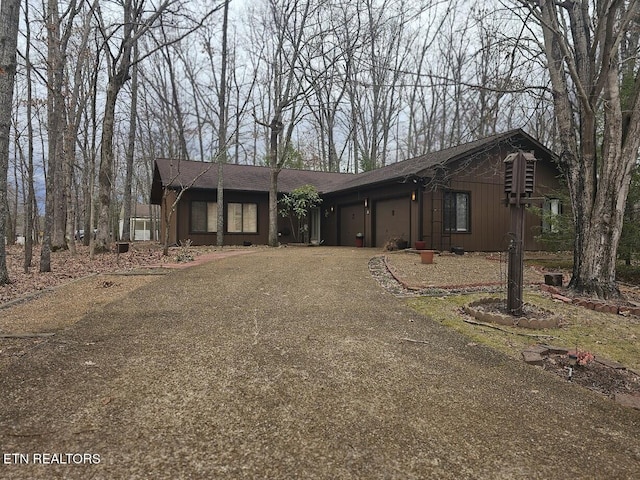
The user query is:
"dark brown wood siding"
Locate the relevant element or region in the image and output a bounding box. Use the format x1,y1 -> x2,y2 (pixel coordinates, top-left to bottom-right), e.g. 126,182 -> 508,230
422,149 -> 564,252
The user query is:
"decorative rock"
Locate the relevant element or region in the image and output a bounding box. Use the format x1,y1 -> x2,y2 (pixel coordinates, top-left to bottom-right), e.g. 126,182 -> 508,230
516,318 -> 531,328
526,345 -> 550,355
551,293 -> 572,303
618,306 -> 632,316
541,345 -> 570,355
522,351 -> 544,366
594,303 -> 607,313
595,357 -> 626,370
605,304 -> 618,314
614,393 -> 640,410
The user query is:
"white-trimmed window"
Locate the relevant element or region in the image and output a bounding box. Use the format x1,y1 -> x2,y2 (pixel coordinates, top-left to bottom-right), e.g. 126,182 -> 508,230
543,198 -> 561,233
443,191 -> 470,233
191,201 -> 217,233
227,203 -> 258,233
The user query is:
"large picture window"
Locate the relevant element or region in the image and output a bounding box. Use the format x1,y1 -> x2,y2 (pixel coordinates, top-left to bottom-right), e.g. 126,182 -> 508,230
191,201 -> 217,233
227,203 -> 258,233
443,192 -> 470,233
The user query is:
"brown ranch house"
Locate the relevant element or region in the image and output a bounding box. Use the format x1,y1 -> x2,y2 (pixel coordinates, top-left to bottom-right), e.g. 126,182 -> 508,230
150,129 -> 564,252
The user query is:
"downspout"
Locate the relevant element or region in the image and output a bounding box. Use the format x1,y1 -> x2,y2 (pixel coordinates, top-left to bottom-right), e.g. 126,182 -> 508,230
174,190 -> 179,245
430,189 -> 435,250
418,182 -> 424,245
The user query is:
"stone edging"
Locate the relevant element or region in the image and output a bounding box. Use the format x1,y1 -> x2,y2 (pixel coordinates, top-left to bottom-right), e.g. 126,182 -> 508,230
463,298 -> 559,330
539,284 -> 640,317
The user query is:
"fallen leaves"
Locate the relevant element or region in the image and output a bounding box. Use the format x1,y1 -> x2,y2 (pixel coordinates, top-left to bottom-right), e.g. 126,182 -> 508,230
1,242 -> 168,306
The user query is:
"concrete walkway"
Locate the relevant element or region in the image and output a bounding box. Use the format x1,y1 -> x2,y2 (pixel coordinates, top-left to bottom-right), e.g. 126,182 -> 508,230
1,247 -> 638,479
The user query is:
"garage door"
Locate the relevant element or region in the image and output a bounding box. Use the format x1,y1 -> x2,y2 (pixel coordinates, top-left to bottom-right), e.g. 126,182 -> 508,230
374,197 -> 410,247
339,204 -> 364,246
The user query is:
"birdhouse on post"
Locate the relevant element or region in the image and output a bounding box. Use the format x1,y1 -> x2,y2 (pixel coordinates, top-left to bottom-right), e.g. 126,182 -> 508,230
504,151 -> 537,316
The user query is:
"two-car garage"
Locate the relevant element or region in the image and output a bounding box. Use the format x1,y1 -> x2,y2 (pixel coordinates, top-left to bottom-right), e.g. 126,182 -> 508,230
338,196 -> 412,247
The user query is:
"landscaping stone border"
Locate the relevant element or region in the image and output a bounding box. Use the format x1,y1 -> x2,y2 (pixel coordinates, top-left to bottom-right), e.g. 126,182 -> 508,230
540,283 -> 640,317
463,298 -> 559,330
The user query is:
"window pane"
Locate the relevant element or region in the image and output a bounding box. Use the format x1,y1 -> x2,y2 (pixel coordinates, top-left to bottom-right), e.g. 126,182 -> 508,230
191,201 -> 207,232
443,193 -> 454,231
207,202 -> 217,233
544,198 -> 560,233
243,204 -> 257,233
228,203 -> 243,233
456,193 -> 469,232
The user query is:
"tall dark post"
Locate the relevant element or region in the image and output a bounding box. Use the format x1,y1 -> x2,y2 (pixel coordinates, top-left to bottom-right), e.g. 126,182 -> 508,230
504,151 -> 537,316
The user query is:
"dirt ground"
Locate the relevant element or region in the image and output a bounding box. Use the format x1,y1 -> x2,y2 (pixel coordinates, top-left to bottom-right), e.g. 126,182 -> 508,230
382,250 -> 548,289
0,246 -> 639,479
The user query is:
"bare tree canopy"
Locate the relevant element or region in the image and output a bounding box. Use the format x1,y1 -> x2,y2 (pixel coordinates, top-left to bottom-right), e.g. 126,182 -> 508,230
4,0 -> 639,292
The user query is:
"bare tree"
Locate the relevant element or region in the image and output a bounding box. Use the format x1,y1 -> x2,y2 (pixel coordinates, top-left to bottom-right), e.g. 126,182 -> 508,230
216,0 -> 230,246
41,0 -> 78,271
250,0 -> 318,246
0,0 -> 20,285
93,1 -> 223,251
121,40 -> 140,243
515,0 -> 640,298
95,0 -> 182,251
21,0 -> 36,270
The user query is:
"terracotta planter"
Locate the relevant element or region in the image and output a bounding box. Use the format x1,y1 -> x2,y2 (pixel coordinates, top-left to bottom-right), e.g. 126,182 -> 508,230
420,250 -> 435,264
415,240 -> 426,250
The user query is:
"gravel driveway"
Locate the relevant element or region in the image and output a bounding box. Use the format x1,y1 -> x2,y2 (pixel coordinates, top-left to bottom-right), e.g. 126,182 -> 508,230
1,247 -> 639,479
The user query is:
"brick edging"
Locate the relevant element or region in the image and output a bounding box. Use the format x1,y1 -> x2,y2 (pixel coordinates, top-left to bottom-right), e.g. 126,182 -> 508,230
539,284 -> 640,317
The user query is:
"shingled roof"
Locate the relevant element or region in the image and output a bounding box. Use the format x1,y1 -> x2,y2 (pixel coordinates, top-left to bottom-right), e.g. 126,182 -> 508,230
151,129 -> 555,203
150,162 -> 352,203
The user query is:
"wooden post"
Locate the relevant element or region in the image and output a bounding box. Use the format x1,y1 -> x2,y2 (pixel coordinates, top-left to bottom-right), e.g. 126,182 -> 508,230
504,151 -> 537,316
507,204 -> 525,315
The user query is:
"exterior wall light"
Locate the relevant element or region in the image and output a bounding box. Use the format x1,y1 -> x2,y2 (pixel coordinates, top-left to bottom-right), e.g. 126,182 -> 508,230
364,198 -> 369,208
411,191 -> 417,201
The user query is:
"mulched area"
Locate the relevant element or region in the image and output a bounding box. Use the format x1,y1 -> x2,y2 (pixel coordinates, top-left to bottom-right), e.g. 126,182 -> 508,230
541,353 -> 640,400
382,250 -> 545,291
0,242 -> 239,306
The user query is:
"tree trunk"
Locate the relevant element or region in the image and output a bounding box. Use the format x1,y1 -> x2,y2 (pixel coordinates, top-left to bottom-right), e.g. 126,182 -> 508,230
216,0 -> 229,247
268,168 -> 280,247
122,45 -> 139,243
24,0 -> 35,270
534,0 -> 640,299
96,81 -> 121,252
0,0 -> 20,284
268,117 -> 283,247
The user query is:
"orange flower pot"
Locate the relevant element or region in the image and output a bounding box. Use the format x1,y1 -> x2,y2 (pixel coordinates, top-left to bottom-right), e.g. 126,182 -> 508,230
420,250 -> 434,264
